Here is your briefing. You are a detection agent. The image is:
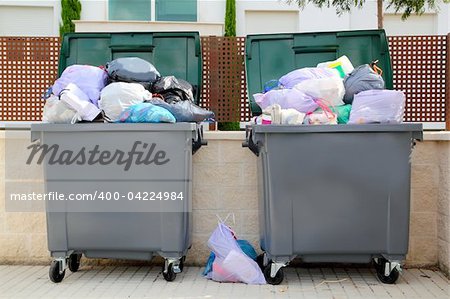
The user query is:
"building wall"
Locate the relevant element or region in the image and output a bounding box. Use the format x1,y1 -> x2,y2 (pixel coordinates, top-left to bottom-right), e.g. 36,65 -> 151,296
0,130 -> 448,277
1,0 -> 449,36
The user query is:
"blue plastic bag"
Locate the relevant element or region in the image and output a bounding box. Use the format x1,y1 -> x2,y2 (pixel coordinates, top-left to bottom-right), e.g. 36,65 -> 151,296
118,102 -> 176,123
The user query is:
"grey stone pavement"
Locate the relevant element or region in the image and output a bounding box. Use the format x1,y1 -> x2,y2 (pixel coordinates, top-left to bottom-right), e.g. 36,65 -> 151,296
0,265 -> 448,299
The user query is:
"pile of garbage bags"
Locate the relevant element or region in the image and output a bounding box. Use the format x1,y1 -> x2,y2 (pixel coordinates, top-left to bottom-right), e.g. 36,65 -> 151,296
42,57 -> 215,124
253,55 -> 405,125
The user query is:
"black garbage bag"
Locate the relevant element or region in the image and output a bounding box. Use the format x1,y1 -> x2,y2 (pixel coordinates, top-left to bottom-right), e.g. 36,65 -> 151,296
151,76 -> 195,103
147,98 -> 215,123
106,57 -> 160,89
343,64 -> 385,104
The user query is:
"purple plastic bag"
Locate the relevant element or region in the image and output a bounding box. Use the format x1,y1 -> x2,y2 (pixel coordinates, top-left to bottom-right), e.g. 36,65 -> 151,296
348,90 -> 406,124
207,223 -> 266,284
253,88 -> 318,114
52,65 -> 108,107
279,67 -> 339,89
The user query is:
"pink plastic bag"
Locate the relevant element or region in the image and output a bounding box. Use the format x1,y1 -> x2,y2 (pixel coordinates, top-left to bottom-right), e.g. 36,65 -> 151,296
279,67 -> 339,89
207,223 -> 266,284
52,65 -> 108,107
253,88 -> 318,113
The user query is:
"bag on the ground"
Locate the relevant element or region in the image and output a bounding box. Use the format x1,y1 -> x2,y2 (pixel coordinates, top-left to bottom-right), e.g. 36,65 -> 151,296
99,82 -> 152,122
202,239 -> 258,276
106,57 -> 160,89
317,55 -> 354,78
207,222 -> 266,284
118,102 -> 176,123
278,67 -> 339,89
59,83 -> 101,121
343,64 -> 385,104
253,88 -> 318,114
147,98 -> 214,122
151,76 -> 195,103
294,76 -> 345,106
42,95 -> 80,124
52,65 -> 108,106
348,90 -> 406,124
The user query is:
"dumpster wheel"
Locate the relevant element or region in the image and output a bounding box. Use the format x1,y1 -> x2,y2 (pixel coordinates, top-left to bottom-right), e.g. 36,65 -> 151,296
49,260 -> 65,283
162,263 -> 177,282
68,253 -> 82,272
263,264 -> 284,285
375,258 -> 400,284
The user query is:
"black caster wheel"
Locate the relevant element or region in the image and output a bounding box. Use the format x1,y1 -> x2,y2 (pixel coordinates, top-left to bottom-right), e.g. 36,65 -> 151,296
375,258 -> 400,284
163,263 -> 177,282
49,260 -> 65,283
68,253 -> 82,272
179,256 -> 186,272
256,254 -> 265,270
263,264 -> 284,285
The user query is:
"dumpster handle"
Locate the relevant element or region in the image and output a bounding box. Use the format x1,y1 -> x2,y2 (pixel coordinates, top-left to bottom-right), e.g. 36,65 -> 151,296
242,127 -> 261,156
192,126 -> 207,154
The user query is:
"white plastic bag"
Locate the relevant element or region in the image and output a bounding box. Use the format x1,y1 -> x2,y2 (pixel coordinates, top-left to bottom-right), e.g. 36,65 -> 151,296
60,83 -> 101,121
42,95 -> 81,124
207,222 -> 266,284
99,82 -> 152,122
263,104 -> 305,125
305,111 -> 338,125
317,55 -> 354,78
348,90 -> 405,124
253,88 -> 318,113
294,77 -> 345,106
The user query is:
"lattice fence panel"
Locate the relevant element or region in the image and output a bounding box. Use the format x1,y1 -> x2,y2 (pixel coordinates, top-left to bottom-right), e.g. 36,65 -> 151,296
200,37 -> 250,122
388,35 -> 447,123
0,37 -> 60,121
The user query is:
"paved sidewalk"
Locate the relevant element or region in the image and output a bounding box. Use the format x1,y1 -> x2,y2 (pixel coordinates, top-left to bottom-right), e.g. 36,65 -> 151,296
0,265 -> 448,299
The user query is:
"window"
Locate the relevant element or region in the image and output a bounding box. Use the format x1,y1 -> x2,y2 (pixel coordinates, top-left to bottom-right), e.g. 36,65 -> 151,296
109,0 -> 197,22
109,0 -> 151,21
156,0 -> 197,22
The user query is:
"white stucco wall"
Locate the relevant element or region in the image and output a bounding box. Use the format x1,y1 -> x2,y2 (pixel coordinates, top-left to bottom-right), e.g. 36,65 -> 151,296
0,0 -> 449,36
0,0 -> 60,36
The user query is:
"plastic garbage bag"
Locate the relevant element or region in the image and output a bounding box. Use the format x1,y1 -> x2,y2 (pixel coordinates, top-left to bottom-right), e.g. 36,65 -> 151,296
317,55 -> 354,78
253,88 -> 318,114
333,104 -> 352,124
207,223 -> 266,284
304,110 -> 338,125
348,90 -> 405,124
263,104 -> 305,125
118,102 -> 176,123
278,67 -> 340,89
151,76 -> 195,103
42,95 -> 81,124
59,83 -> 101,121
147,98 -> 215,122
202,240 -> 258,276
52,65 -> 108,107
99,82 -> 152,122
343,64 -> 385,104
294,76 -> 345,106
106,57 -> 160,89
315,104 -> 352,124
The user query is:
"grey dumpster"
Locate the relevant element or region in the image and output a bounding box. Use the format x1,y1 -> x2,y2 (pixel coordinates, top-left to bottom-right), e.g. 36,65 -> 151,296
31,32 -> 206,283
243,30 -> 423,285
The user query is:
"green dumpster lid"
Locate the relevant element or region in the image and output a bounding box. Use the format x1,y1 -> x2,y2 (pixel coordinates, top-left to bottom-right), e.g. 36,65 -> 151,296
245,29 -> 393,115
59,32 -> 202,103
